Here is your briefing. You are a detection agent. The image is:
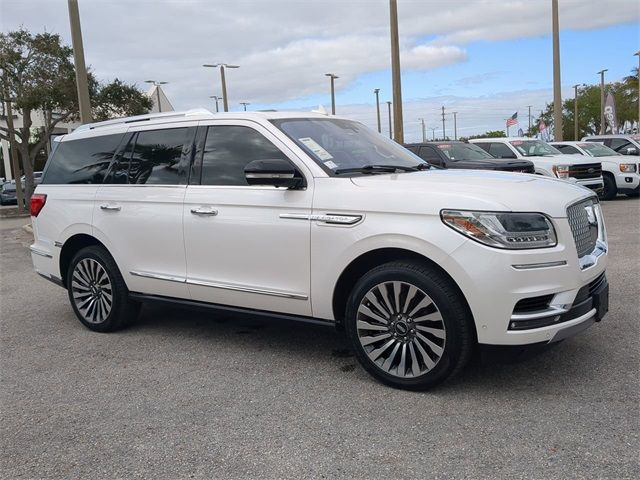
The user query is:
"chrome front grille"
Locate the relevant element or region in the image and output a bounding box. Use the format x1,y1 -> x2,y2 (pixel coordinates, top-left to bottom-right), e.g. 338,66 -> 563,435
567,198 -> 599,258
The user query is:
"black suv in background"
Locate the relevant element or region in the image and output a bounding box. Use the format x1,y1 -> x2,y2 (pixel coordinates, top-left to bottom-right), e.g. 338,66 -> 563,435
405,141 -> 535,173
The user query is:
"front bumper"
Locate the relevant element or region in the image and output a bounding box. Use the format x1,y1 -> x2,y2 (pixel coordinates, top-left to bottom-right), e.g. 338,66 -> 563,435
614,171 -> 640,193
574,177 -> 604,194
440,217 -> 608,346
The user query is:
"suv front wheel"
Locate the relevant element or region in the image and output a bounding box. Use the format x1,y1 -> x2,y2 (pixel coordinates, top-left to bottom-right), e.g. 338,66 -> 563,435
67,245 -> 139,332
345,261 -> 474,390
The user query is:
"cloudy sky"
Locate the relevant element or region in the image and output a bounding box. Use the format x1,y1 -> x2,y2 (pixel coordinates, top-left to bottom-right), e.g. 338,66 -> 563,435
2,0 -> 639,141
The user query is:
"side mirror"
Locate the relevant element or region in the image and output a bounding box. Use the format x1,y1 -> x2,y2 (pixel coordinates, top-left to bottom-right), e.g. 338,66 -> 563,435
624,147 -> 638,156
244,159 -> 305,189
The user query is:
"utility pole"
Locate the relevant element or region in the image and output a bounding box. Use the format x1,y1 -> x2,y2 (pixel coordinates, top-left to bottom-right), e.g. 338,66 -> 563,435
418,118 -> 426,142
441,106 -> 446,139
240,102 -> 250,111
389,0 -> 404,143
573,84 -> 580,140
209,95 -> 222,113
203,63 -> 239,112
386,101 -> 393,139
598,69 -> 608,134
2,93 -> 25,212
145,80 -> 168,113
429,127 -> 437,141
374,89 -> 382,133
452,112 -> 458,140
67,0 -> 92,124
526,105 -> 532,134
635,51 -> 639,124
552,0 -> 563,141
325,73 -> 338,115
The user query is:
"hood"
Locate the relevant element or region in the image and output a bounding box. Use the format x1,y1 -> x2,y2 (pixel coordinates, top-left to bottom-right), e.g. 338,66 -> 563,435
592,155 -> 629,164
532,154 -> 601,165
348,170 -> 594,218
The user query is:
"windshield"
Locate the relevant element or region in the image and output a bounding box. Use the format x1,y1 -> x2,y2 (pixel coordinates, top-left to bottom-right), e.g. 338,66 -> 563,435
271,118 -> 426,174
510,140 -> 561,157
578,143 -> 620,157
437,143 -> 494,161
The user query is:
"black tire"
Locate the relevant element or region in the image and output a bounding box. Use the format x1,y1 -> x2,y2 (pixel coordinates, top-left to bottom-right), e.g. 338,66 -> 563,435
67,245 -> 139,332
344,261 -> 475,390
599,174 -> 617,201
626,190 -> 639,198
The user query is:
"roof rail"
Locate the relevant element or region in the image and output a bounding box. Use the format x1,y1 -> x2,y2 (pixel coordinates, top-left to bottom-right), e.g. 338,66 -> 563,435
74,108 -> 213,133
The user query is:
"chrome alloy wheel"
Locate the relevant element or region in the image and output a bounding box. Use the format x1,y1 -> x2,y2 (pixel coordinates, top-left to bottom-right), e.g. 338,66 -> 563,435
356,281 -> 446,378
71,258 -> 113,324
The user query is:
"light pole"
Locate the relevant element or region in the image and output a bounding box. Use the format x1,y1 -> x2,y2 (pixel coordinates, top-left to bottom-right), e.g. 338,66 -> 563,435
429,127 -> 437,141
67,0 -> 92,123
598,69 -> 608,134
389,0 -> 404,143
209,95 -> 223,113
418,118 -> 426,142
203,63 -> 239,112
386,101 -> 393,139
441,106 -> 446,140
325,73 -> 338,115
634,51 -> 640,124
526,105 -> 532,134
240,102 -> 250,111
374,89 -> 382,133
145,80 -> 168,113
452,112 -> 458,140
552,0 -> 563,141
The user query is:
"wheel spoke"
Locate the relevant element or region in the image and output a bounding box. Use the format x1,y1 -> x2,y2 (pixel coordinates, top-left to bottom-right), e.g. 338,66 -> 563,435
398,343 -> 407,377
365,291 -> 391,319
408,343 -> 420,377
391,281 -> 402,315
402,285 -> 417,313
416,332 -> 444,357
357,320 -> 388,332
378,283 -> 396,316
72,271 -> 90,288
413,311 -> 443,323
382,341 -> 401,371
416,325 -> 446,339
360,332 -> 392,346
408,294 -> 434,317
413,338 -> 436,370
358,304 -> 389,325
367,338 -> 396,362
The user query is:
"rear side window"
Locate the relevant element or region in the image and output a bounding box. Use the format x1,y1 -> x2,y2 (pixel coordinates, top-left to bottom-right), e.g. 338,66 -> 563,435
198,126 -> 288,186
488,143 -> 516,159
42,133 -> 124,184
608,138 -> 632,153
128,128 -> 191,185
555,145 -> 580,154
417,146 -> 443,165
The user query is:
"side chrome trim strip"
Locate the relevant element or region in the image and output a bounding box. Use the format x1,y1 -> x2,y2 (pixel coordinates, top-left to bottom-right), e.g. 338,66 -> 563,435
30,246 -> 53,258
130,270 -> 187,283
129,270 -> 308,300
280,213 -> 362,225
54,241 -> 63,248
187,278 -> 308,300
512,260 -> 567,270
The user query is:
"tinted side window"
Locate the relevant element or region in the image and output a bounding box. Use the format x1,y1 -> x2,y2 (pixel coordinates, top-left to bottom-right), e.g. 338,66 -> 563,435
418,146 -> 443,165
200,126 -> 288,186
609,138 -> 632,152
556,145 -> 579,154
129,128 -> 190,185
42,133 -> 124,184
488,143 -> 516,159
474,143 -> 490,153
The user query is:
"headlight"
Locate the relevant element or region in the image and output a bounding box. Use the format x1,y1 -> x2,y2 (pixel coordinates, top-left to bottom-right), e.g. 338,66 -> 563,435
441,210 -> 557,249
552,165 -> 570,179
619,163 -> 637,173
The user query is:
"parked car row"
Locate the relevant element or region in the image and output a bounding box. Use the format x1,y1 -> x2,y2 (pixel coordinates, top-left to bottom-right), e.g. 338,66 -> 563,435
0,172 -> 44,206
403,134 -> 640,200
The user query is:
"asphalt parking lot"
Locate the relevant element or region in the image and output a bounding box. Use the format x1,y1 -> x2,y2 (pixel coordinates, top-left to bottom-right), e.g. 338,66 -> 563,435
1,198 -> 638,479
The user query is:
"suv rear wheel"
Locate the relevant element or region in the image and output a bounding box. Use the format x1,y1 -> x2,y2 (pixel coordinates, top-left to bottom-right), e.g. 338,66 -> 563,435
67,246 -> 139,332
344,261 -> 474,390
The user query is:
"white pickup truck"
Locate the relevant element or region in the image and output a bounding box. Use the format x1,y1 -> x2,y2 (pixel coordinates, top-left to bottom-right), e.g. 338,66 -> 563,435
551,141 -> 639,199
470,138 -> 604,194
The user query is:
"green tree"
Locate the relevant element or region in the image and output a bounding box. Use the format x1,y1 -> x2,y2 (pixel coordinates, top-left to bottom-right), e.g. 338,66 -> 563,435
464,130 -> 506,140
0,28 -> 152,205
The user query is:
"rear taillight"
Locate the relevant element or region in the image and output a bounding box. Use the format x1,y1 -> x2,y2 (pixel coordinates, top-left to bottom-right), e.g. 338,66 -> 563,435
30,193 -> 47,217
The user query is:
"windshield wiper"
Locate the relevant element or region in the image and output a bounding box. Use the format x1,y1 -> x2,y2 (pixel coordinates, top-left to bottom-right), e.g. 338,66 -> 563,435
334,164 -> 420,175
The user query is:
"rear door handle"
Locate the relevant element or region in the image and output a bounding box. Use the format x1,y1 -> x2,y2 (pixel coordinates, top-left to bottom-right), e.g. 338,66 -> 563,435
190,207 -> 218,216
100,204 -> 121,211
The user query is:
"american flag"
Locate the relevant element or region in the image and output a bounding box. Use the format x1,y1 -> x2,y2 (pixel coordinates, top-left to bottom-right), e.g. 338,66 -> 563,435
506,112 -> 518,127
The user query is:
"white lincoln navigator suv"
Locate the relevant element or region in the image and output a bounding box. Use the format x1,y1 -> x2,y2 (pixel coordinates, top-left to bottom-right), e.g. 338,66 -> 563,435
30,109 -> 609,390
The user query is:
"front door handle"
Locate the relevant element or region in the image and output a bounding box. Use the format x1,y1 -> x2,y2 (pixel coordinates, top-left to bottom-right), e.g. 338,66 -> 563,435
100,204 -> 121,211
190,207 -> 218,216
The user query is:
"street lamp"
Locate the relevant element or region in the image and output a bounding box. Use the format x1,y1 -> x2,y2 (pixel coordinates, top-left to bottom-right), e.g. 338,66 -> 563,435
203,63 -> 239,112
145,80 -> 168,113
429,127 -> 437,141
374,89 -> 381,133
386,101 -> 392,139
452,112 -> 458,140
572,83 -> 586,140
240,102 -> 250,111
209,95 -> 223,113
325,73 -> 339,115
597,69 -> 608,134
418,118 -> 426,142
